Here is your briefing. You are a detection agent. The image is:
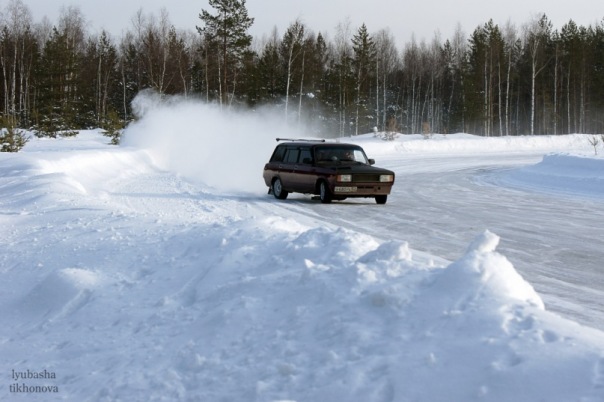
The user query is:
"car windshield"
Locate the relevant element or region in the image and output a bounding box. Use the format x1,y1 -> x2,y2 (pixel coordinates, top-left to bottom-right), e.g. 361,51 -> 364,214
314,146 -> 369,164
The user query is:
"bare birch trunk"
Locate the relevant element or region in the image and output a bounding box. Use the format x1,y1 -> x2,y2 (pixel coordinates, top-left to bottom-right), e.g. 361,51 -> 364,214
297,50 -> 305,125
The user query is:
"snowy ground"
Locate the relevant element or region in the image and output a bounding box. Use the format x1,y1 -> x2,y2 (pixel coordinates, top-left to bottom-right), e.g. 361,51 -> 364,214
1,98 -> 604,401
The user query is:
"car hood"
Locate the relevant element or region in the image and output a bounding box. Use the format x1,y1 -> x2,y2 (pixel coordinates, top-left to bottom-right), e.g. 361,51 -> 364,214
325,164 -> 394,175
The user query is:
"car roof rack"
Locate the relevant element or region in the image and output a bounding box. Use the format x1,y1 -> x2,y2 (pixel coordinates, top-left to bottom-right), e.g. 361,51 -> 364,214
276,138 -> 326,143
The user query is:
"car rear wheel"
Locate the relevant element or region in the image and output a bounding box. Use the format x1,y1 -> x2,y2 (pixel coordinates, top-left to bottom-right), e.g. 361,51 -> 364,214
272,178 -> 288,200
375,195 -> 388,204
319,181 -> 332,204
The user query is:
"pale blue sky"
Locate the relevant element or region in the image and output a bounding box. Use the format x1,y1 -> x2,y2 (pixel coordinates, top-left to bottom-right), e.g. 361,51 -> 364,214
9,0 -> 604,44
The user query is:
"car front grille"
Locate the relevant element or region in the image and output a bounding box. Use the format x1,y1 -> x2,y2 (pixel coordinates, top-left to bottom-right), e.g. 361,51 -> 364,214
352,174 -> 382,182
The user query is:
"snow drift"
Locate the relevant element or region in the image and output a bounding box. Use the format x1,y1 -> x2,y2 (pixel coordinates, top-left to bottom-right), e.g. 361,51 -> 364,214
1,109 -> 604,400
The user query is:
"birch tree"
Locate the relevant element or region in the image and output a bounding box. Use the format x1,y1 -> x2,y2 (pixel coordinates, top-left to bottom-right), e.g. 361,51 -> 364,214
374,28 -> 398,131
402,37 -> 424,133
0,0 -> 33,122
523,14 -> 552,135
333,18 -> 353,136
503,21 -> 520,136
280,19 -> 304,122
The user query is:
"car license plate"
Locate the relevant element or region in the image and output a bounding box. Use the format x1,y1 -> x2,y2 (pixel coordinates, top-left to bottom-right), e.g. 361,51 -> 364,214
335,186 -> 357,193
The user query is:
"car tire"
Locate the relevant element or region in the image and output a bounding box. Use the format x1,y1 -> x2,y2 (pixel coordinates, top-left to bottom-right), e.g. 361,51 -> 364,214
319,181 -> 332,204
375,195 -> 387,204
272,178 -> 288,200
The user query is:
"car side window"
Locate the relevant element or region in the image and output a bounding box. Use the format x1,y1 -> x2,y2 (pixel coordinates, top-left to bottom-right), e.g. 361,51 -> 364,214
315,148 -> 330,162
299,149 -> 312,164
284,148 -> 300,163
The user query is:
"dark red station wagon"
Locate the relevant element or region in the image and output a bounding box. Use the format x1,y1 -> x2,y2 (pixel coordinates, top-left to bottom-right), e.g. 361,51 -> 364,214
262,139 -> 395,204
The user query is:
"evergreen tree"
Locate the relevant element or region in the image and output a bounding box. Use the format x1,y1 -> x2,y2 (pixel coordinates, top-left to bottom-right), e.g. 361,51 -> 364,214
466,20 -> 505,136
256,29 -> 284,103
0,114 -> 28,151
79,31 -> 119,126
351,23 -> 376,134
591,21 -> 604,133
36,27 -> 74,136
3,1 -> 604,137
117,36 -> 142,121
197,0 -> 254,106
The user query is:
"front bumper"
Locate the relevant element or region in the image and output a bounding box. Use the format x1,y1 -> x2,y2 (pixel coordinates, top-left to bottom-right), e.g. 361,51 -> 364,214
333,184 -> 392,196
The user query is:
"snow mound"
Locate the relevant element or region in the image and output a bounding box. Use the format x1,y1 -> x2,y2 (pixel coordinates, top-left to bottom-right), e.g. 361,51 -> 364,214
434,230 -> 545,310
467,228 -> 500,253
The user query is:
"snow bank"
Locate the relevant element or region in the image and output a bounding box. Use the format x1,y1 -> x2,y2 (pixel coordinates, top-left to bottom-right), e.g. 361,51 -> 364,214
351,132 -> 603,199
352,132 -> 594,156
499,153 -> 604,199
0,147 -> 155,219
35,149 -> 156,194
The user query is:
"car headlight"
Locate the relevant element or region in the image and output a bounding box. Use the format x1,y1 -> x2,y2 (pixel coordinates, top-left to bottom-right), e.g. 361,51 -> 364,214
379,174 -> 394,182
337,174 -> 352,182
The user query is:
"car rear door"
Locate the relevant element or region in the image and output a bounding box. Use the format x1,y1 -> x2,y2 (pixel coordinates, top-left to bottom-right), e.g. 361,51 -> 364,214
278,147 -> 300,191
291,147 -> 316,193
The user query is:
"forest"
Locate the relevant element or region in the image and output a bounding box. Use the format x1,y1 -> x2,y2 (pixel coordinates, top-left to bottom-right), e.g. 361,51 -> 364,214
1,0 -> 604,145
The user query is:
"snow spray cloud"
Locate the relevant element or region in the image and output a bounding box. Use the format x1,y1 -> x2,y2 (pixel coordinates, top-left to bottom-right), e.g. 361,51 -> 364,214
121,90 -> 305,193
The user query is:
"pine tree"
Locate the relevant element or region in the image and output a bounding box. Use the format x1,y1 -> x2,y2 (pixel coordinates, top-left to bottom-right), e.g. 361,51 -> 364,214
79,31 -> 119,126
36,27 -> 72,136
0,114 -> 28,151
352,24 -> 376,134
256,29 -> 284,103
197,0 -> 254,107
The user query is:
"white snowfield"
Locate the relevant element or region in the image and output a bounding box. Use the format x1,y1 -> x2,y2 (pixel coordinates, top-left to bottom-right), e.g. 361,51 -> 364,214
2,100 -> 604,401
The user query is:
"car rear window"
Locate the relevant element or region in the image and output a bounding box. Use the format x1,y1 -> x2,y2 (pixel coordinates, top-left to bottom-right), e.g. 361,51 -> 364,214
270,146 -> 286,162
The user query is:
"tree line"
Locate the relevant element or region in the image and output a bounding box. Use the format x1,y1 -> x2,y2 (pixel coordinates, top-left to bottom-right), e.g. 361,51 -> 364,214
1,0 -> 604,143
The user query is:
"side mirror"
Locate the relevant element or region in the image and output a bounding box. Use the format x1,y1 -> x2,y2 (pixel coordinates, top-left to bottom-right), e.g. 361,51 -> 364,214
368,158 -> 375,165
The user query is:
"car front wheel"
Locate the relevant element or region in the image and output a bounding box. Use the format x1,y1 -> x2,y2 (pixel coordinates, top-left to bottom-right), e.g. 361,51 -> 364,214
319,181 -> 332,204
375,195 -> 387,204
272,178 -> 288,200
